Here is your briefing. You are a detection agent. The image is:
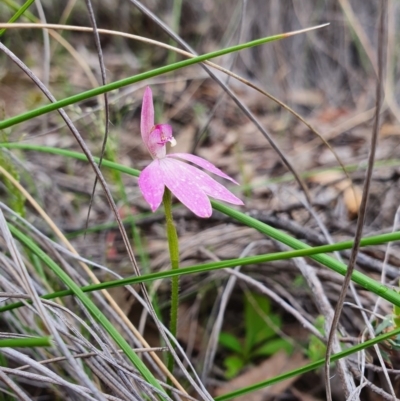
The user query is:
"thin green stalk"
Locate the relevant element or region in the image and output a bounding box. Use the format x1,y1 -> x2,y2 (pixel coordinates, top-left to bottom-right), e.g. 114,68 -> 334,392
0,26 -> 324,130
0,337 -> 51,348
3,225 -> 400,314
211,200 -> 400,305
0,0 -> 35,37
162,189 -> 180,377
7,224 -> 167,399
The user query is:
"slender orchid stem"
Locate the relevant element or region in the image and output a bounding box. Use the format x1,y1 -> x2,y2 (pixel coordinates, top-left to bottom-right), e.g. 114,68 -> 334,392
163,188 -> 180,376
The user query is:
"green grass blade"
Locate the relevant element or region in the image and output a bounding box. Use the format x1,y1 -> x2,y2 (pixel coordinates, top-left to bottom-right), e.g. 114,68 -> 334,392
0,0 -> 35,37
0,337 -> 51,348
0,143 -> 140,175
2,224 -> 400,314
6,224 -> 167,398
3,223 -> 399,400
211,201 -> 400,306
0,26 -> 324,130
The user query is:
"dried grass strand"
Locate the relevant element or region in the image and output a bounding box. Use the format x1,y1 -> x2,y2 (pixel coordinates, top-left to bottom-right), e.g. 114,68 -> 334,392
0,165 -> 186,395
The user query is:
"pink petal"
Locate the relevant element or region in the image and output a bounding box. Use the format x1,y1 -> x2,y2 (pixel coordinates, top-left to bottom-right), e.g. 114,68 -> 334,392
167,153 -> 238,184
181,162 -> 243,205
162,158 -> 243,209
155,124 -> 173,141
138,160 -> 165,212
147,127 -> 167,159
141,87 -> 154,144
147,124 -> 174,159
160,158 -> 212,218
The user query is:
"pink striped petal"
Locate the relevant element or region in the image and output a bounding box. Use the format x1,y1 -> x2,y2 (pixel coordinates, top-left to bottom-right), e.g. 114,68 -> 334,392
167,153 -> 238,184
160,158 -> 212,218
141,87 -> 154,144
138,160 -> 165,212
180,161 -> 243,205
162,158 -> 243,207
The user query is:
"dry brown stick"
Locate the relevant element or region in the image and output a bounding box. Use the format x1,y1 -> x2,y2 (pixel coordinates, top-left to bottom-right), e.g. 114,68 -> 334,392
84,0 -> 111,234
348,365 -> 400,401
324,3 -> 388,400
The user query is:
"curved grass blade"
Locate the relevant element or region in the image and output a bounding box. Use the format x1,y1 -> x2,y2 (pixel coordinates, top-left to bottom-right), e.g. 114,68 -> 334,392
2,224 -> 400,313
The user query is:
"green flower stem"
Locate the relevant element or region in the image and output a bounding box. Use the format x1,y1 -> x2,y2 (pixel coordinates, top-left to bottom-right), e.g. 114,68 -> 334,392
7,224 -> 167,399
162,188 -> 180,376
0,28 -> 318,130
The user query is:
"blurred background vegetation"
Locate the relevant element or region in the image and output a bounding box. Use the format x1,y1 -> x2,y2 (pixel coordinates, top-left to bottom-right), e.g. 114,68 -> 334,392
2,0 -> 395,113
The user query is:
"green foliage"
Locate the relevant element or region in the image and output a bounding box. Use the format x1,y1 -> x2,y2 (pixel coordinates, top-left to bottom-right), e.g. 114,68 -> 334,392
307,315 -> 326,362
374,296 -> 400,354
0,351 -> 8,367
0,0 -> 35,37
372,313 -> 400,366
224,355 -> 245,379
219,292 -> 293,379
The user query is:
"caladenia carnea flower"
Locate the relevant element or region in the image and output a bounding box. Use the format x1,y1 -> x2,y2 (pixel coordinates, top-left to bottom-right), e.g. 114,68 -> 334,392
138,86 -> 244,218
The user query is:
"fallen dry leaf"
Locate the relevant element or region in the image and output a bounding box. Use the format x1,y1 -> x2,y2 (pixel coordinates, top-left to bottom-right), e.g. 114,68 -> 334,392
315,106 -> 349,123
215,351 -> 307,401
380,123 -> 400,137
177,303 -> 204,352
310,172 -> 362,216
343,185 -> 363,216
108,287 -> 135,316
309,171 -> 345,186
286,89 -> 324,108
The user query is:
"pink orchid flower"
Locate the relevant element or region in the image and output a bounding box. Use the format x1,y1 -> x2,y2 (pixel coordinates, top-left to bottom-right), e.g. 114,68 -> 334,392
138,87 -> 244,218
